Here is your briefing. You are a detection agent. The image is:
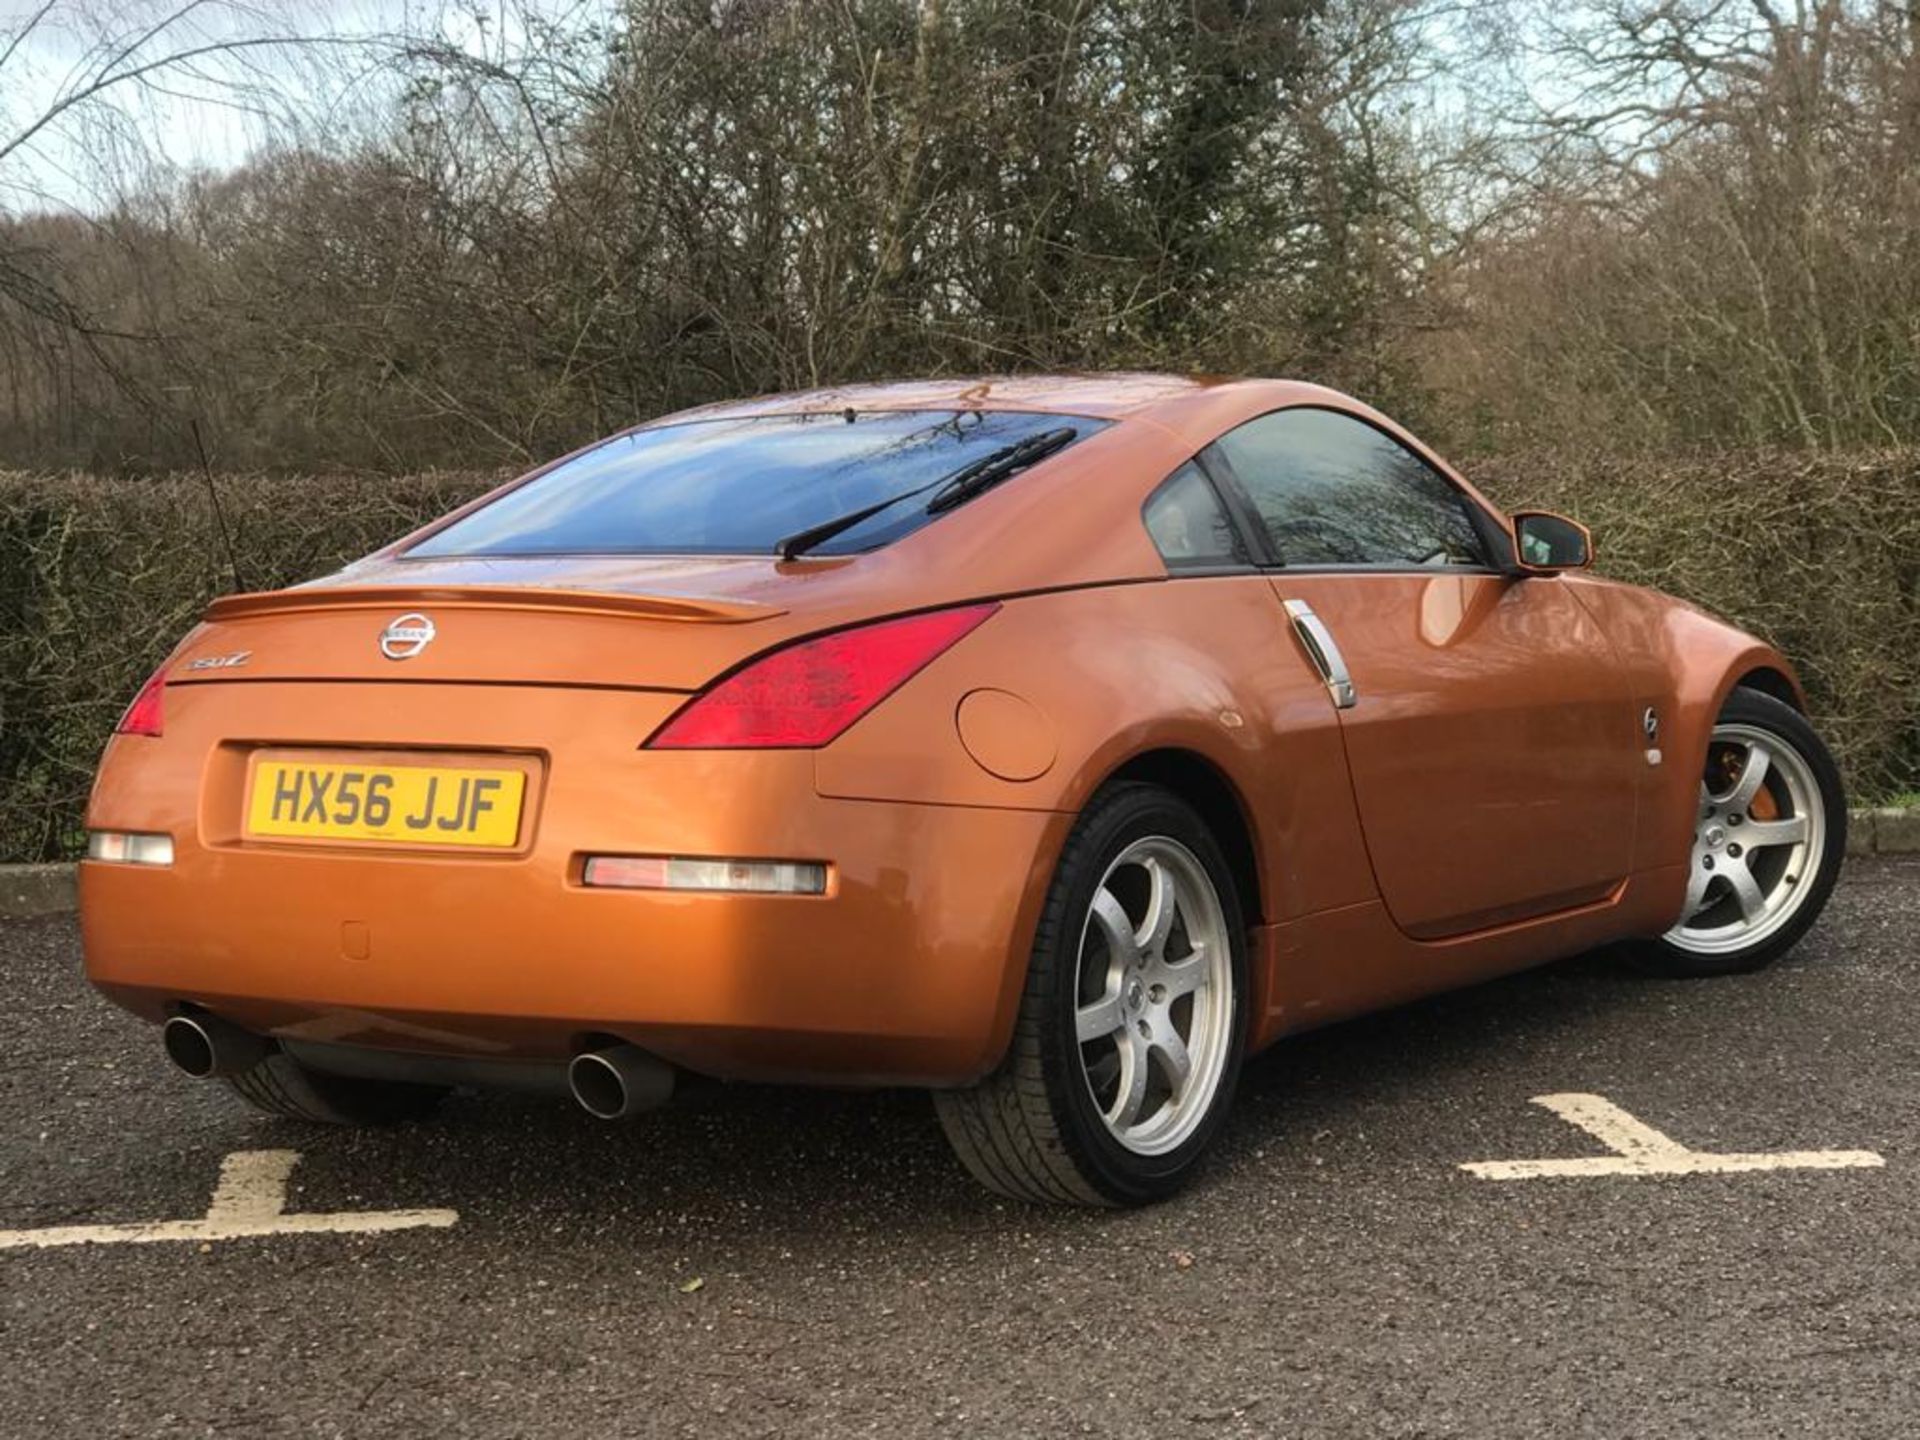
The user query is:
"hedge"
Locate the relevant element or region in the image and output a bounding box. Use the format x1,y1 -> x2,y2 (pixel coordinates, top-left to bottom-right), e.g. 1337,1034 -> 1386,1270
2,452 -> 1915,863
0,470 -> 503,864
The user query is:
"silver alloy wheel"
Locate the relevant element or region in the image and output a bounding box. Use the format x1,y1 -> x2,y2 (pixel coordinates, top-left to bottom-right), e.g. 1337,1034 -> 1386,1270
1073,836 -> 1234,1157
1665,721 -> 1827,955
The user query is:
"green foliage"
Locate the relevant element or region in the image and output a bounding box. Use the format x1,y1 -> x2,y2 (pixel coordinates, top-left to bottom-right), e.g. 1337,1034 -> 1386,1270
6,1 -> 1920,468
0,0 -> 1417,473
0,471 -> 499,862
1423,4 -> 1920,453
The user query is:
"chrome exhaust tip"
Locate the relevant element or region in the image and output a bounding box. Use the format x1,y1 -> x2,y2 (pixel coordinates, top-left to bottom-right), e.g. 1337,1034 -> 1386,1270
568,1044 -> 675,1120
162,1013 -> 269,1079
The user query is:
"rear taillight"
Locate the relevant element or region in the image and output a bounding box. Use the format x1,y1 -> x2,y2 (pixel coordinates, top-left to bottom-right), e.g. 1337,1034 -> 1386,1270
115,667 -> 167,737
646,602 -> 1000,749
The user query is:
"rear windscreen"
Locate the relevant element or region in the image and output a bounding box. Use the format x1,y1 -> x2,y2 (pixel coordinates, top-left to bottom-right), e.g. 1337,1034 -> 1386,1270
407,409 -> 1106,558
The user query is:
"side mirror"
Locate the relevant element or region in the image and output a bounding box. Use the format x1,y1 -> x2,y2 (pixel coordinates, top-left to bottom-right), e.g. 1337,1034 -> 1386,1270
1509,510 -> 1593,574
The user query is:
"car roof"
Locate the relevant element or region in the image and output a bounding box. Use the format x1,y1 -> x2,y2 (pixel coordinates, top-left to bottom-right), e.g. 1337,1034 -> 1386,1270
645,372 -> 1342,428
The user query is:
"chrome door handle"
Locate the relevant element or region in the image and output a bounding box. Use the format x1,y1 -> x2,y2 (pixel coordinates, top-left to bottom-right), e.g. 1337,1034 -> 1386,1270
1283,599 -> 1357,709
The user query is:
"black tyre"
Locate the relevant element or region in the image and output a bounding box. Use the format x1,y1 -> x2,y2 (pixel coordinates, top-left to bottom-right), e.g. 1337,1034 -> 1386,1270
225,1051 -> 448,1126
1627,688 -> 1846,978
935,782 -> 1248,1206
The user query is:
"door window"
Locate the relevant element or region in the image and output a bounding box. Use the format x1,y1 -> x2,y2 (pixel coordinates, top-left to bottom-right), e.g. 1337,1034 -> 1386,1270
1211,408 -> 1489,568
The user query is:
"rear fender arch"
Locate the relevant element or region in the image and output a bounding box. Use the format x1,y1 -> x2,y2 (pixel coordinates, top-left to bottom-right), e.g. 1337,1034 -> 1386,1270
965,736 -> 1274,1080
1065,742 -> 1271,930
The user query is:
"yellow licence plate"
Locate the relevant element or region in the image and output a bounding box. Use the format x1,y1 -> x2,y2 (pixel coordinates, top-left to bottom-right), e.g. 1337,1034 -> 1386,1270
246,759 -> 527,848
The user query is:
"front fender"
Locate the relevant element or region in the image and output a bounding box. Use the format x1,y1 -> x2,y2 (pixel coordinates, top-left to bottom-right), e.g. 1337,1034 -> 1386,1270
1570,577 -> 1807,876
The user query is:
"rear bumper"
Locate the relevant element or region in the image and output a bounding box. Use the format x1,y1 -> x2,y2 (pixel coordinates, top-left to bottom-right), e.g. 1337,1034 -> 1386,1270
79,681 -> 1070,1086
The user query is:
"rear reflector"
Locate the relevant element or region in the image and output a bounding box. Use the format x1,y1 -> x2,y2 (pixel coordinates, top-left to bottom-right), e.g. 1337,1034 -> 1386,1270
582,855 -> 827,895
115,667 -> 167,737
646,602 -> 1000,749
87,831 -> 175,866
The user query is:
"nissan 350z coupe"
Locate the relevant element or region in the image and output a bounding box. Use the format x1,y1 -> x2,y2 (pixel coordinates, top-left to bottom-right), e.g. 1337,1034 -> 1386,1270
81,375 -> 1847,1206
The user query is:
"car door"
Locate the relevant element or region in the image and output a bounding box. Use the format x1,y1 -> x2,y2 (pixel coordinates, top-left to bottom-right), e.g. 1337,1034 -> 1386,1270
1203,405 -> 1642,940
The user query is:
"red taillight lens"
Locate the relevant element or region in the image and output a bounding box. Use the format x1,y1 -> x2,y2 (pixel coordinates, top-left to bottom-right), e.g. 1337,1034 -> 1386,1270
647,602 -> 1000,749
115,667 -> 167,737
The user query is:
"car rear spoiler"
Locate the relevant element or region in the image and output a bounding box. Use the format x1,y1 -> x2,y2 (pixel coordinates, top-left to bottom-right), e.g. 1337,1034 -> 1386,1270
203,584 -> 785,626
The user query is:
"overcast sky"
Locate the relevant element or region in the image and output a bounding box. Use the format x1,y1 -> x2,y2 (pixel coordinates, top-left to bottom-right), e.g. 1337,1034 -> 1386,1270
0,1 -> 606,212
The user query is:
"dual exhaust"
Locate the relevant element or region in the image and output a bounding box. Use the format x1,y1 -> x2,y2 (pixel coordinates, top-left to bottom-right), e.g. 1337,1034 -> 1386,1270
566,1044 -> 675,1120
161,1014 -> 674,1118
162,1013 -> 269,1078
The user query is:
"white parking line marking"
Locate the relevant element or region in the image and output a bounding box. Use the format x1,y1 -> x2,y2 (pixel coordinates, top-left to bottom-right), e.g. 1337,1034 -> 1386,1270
0,1150 -> 459,1250
1461,1093 -> 1885,1180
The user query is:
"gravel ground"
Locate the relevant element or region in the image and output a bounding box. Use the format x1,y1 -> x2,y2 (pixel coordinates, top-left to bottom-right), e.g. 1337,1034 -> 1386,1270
2,858 -> 1916,1438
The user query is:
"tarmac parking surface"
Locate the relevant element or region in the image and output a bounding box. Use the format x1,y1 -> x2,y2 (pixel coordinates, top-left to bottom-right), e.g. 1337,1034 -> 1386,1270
2,858 -> 1916,1438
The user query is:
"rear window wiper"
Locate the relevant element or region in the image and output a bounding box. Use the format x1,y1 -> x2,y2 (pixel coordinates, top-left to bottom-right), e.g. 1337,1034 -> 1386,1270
776,426 -> 1079,561
922,426 -> 1079,515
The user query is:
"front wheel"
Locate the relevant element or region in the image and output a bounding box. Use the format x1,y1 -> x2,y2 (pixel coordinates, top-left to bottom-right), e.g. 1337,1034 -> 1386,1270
1627,688 -> 1846,977
935,782 -> 1247,1206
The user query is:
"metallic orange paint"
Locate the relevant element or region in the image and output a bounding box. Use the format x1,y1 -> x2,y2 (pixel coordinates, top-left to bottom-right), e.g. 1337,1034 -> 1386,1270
81,375 -> 1807,1087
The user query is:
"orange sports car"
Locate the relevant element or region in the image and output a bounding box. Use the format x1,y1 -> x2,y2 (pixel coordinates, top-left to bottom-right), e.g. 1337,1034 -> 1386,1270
81,375 -> 1846,1205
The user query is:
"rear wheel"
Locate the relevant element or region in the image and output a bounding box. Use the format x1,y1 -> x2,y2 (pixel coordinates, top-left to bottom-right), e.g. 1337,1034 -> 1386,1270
935,782 -> 1246,1206
1628,688 -> 1845,977
225,1051 -> 448,1126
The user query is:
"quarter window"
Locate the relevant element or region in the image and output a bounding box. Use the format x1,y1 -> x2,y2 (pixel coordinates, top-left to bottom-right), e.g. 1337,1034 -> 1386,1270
1143,462 -> 1249,567
1210,408 -> 1489,568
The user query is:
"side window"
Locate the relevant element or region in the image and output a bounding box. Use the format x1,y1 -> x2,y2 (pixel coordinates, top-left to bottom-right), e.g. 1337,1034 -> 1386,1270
1142,462 -> 1249,568
1210,408 -> 1489,568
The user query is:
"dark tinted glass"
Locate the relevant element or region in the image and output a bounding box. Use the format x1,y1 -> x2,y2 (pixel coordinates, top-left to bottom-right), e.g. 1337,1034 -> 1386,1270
1514,512 -> 1590,568
1212,408 -> 1488,568
1143,462 -> 1248,566
410,410 -> 1105,558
